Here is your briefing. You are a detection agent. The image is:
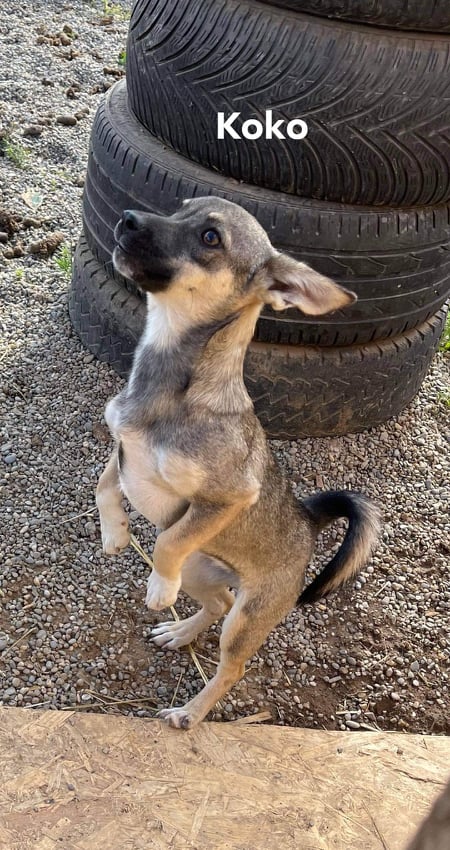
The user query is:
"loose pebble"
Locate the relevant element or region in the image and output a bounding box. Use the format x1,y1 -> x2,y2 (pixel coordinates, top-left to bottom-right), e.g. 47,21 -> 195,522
56,114 -> 77,126
22,124 -> 45,137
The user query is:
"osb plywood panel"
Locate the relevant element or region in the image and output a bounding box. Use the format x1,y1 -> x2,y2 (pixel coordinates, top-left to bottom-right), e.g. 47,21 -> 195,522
0,708 -> 448,850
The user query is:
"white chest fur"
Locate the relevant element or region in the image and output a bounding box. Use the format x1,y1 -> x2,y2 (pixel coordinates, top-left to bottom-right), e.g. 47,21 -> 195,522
105,397 -> 188,529
120,432 -> 188,529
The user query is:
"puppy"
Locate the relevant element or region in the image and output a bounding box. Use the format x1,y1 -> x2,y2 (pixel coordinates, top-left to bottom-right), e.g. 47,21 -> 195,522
96,196 -> 380,729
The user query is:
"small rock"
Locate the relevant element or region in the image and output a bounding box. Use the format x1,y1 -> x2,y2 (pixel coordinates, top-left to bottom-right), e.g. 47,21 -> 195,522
0,232 -> 8,243
92,421 -> 110,442
0,209 -> 21,234
28,232 -> 64,256
3,687 -> 16,699
22,124 -> 44,137
4,245 -> 25,259
103,66 -> 125,78
56,115 -> 78,127
22,217 -> 43,229
4,454 -> 17,464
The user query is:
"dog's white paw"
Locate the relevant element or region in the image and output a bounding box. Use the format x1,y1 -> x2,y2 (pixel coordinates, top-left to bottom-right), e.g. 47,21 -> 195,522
101,521 -> 130,555
145,572 -> 180,611
151,619 -> 196,649
159,707 -> 194,730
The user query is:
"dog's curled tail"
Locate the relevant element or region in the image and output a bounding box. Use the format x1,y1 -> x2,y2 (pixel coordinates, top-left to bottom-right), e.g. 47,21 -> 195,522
298,491 -> 381,606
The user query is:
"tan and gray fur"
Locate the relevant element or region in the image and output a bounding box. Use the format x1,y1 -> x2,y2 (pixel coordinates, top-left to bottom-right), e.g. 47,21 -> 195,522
97,196 -> 381,729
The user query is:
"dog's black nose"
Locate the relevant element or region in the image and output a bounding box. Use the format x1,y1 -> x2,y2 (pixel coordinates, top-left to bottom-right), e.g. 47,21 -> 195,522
122,210 -> 141,231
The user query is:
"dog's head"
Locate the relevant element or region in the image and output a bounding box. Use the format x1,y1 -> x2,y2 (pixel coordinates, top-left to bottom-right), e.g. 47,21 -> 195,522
113,197 -> 356,320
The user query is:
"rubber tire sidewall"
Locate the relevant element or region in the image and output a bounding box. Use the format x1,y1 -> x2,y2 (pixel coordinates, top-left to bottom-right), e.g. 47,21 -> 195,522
255,0 -> 450,32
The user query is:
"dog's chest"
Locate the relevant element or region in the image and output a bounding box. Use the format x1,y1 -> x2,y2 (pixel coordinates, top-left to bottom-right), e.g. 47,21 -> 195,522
105,397 -> 188,528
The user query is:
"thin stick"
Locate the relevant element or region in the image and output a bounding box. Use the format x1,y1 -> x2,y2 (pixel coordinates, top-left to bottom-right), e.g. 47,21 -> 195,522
170,671 -> 184,708
193,652 -> 219,667
58,507 -> 97,525
62,700 -> 159,713
373,581 -> 389,598
60,690 -> 160,712
2,626 -> 37,656
231,710 -> 272,726
84,688 -> 159,707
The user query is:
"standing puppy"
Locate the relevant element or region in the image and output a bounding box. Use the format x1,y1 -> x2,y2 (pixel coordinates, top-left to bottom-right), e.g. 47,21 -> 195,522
97,197 -> 380,729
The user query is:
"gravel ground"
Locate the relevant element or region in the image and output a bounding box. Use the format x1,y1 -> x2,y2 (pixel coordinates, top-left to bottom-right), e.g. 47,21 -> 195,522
0,1 -> 449,734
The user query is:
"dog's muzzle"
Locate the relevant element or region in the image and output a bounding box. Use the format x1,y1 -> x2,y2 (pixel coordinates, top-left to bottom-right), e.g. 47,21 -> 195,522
112,210 -> 175,292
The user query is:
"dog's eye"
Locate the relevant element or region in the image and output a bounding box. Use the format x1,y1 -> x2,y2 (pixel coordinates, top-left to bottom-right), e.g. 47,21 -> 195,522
201,229 -> 221,247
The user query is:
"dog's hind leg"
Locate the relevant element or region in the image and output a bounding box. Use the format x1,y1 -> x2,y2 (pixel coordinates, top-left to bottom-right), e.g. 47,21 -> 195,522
159,583 -> 293,729
151,551 -> 236,649
96,448 -> 130,555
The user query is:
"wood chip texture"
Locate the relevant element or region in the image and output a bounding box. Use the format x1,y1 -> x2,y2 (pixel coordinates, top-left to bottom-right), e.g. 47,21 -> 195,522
0,708 -> 449,849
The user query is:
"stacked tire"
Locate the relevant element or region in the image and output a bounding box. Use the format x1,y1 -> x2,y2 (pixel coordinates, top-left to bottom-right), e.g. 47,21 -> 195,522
69,0 -> 450,437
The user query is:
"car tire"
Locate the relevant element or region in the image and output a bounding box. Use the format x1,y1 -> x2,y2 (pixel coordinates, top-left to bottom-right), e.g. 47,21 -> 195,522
126,0 -> 450,206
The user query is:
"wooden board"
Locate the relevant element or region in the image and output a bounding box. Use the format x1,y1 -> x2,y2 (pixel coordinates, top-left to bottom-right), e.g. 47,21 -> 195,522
0,708 -> 448,850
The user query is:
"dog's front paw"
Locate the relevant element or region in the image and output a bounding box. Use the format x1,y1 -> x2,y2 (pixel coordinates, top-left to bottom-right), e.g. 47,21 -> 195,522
101,521 -> 130,555
159,707 -> 195,730
145,572 -> 181,611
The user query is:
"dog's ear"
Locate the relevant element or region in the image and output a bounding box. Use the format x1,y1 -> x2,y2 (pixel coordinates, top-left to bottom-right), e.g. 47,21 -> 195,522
261,253 -> 357,315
